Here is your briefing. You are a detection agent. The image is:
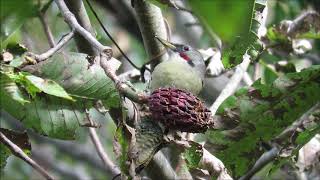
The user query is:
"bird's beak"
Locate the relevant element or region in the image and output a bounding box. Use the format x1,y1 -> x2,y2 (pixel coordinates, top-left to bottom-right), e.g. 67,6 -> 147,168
155,36 -> 177,50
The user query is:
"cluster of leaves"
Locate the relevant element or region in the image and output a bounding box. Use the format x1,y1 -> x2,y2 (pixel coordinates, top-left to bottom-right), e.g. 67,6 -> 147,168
206,65 -> 320,177
1,51 -> 121,140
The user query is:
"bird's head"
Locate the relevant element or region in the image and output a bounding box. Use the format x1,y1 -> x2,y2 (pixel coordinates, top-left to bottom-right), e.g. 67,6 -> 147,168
156,36 -> 206,79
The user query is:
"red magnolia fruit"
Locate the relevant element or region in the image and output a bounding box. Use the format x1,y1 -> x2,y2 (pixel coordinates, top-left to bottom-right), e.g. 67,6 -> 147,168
148,88 -> 213,133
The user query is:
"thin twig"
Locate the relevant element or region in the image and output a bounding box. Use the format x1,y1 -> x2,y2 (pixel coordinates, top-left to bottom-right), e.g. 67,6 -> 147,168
30,30 -> 75,62
54,0 -> 111,53
100,55 -> 148,103
210,53 -> 251,115
0,132 -> 55,180
239,147 -> 279,180
85,110 -> 121,176
39,11 -> 56,48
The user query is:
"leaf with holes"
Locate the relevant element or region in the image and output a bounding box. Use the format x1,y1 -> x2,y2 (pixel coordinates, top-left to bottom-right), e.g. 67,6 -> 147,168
206,65 -> 320,177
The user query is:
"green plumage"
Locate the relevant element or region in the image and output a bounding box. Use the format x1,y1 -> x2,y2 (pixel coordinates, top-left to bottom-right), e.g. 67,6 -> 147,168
151,59 -> 203,95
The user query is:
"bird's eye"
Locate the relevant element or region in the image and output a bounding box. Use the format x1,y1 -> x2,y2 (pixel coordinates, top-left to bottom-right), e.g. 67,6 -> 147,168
183,46 -> 189,51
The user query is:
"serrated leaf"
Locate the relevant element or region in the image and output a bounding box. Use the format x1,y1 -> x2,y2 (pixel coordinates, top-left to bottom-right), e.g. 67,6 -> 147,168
1,89 -> 94,139
1,52 -> 119,140
221,0 -> 267,69
27,52 -> 120,108
24,75 -> 74,101
0,128 -> 31,170
206,65 -> 320,177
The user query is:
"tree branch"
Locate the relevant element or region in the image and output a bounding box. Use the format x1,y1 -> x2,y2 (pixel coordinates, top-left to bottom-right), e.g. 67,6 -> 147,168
133,0 -> 169,69
144,151 -> 178,180
0,132 -> 55,180
287,10 -> 319,35
239,147 -> 279,180
85,110 -> 121,176
54,0 -> 111,53
100,55 -> 148,103
28,30 -> 75,62
65,0 -> 99,55
210,53 -> 251,115
200,148 -> 233,180
39,11 -> 56,48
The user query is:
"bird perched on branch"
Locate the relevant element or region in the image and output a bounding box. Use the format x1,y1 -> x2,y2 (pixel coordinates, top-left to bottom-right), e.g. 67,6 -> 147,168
150,37 -> 206,95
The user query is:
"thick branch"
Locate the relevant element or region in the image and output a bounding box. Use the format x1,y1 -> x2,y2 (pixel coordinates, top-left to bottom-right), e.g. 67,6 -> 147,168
133,0 -> 169,69
54,0 -> 111,53
200,148 -> 233,180
210,53 -> 251,115
287,11 -> 319,35
0,132 -> 55,180
144,151 -> 178,180
65,0 -> 99,55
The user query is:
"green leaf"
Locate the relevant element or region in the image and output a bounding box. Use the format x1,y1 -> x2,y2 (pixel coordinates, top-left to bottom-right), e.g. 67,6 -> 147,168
0,128 -> 31,170
0,143 -> 10,171
1,52 -> 120,139
206,65 -> 320,177
259,60 -> 279,85
29,52 -> 121,108
0,70 -> 30,105
9,57 -> 24,68
134,117 -> 164,171
3,70 -> 73,100
221,0 -> 267,69
189,0 -> 255,43
0,87 -> 94,139
182,141 -> 203,169
24,74 -> 74,101
0,0 -> 37,49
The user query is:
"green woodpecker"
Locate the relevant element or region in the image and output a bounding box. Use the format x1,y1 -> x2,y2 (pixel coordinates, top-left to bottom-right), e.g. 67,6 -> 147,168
150,37 -> 206,95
